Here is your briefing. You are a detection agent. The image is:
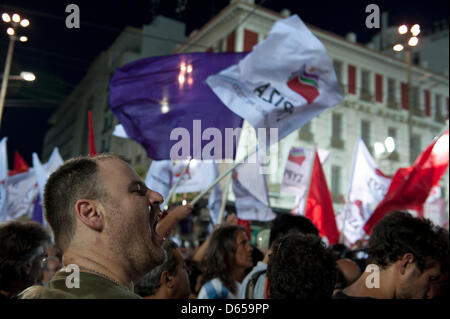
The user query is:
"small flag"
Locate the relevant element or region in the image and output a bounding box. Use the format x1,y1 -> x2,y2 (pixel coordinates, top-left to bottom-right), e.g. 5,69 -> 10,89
364,129 -> 449,234
8,151 -> 30,176
304,151 -> 339,245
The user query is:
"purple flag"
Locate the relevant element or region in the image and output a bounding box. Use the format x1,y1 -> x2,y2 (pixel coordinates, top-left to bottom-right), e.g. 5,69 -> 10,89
109,52 -> 246,160
31,194 -> 43,225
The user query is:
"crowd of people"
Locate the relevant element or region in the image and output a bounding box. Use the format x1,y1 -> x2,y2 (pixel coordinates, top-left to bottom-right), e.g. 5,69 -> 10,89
0,154 -> 448,300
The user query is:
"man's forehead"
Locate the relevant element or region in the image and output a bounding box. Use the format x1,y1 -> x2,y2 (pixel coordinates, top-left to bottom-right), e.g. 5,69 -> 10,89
97,158 -> 142,185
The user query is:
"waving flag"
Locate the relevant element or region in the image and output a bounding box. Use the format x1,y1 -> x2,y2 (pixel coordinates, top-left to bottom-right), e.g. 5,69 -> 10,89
281,147 -> 315,196
206,15 -> 343,146
5,170 -> 38,221
8,151 -> 29,176
0,137 -> 8,221
304,151 -> 339,245
109,52 -> 246,161
338,139 -> 391,244
364,129 -> 449,234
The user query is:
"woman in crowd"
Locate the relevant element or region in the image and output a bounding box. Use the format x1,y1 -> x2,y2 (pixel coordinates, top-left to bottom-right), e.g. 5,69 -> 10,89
197,225 -> 253,299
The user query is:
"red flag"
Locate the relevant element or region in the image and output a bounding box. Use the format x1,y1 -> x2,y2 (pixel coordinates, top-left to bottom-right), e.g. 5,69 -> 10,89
304,151 -> 340,245
8,151 -> 30,176
88,110 -> 97,156
364,129 -> 449,234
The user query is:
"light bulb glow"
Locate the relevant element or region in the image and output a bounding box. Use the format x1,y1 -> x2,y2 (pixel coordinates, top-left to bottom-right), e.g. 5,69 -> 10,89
12,13 -> 20,23
408,36 -> 419,47
384,137 -> 396,153
19,36 -> 28,42
398,25 -> 408,34
6,27 -> 14,36
374,142 -> 386,157
2,13 -> 11,22
393,44 -> 404,52
20,19 -> 29,27
20,71 -> 36,81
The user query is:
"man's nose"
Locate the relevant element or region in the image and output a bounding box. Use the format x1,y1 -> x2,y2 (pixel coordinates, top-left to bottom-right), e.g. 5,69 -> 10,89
147,189 -> 163,206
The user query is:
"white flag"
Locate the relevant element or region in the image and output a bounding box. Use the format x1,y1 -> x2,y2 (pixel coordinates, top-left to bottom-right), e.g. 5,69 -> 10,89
232,174 -> 276,222
0,137 -> 8,221
206,15 -> 343,145
340,138 -> 392,244
172,160 -> 217,194
6,169 -> 38,221
145,160 -> 172,202
44,147 -> 64,174
207,163 -> 222,225
281,147 -> 315,196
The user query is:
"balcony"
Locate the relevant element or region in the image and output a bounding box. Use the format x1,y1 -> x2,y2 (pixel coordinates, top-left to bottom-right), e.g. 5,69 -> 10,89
330,136 -> 345,149
410,107 -> 424,117
435,114 -> 447,124
359,89 -> 373,102
387,100 -> 400,110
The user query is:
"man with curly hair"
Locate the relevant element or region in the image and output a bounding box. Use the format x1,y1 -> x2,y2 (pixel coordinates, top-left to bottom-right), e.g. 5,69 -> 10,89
334,211 -> 448,299
0,221 -> 50,299
264,233 -> 336,299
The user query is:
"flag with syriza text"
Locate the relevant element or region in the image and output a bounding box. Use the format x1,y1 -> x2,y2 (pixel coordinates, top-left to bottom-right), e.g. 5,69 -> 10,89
364,129 -> 449,234
206,15 -> 343,148
337,138 -> 391,244
109,52 -> 246,161
304,150 -> 339,245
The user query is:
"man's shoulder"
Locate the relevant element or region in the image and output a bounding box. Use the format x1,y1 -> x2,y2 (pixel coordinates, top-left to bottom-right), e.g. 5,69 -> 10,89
36,270 -> 141,299
332,290 -> 376,300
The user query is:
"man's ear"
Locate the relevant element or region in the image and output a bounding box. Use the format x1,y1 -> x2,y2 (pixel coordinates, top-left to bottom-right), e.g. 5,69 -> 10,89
264,276 -> 271,299
75,199 -> 103,231
399,253 -> 415,275
161,270 -> 175,289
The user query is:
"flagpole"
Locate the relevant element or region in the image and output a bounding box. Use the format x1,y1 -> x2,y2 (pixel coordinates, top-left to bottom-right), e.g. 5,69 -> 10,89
162,158 -> 191,209
217,171 -> 232,224
190,148 -> 256,206
300,147 -> 317,214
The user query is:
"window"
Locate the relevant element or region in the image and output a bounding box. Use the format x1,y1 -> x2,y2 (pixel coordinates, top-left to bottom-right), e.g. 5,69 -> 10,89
361,120 -> 371,151
387,127 -> 399,161
361,69 -> 372,101
410,86 -> 420,111
331,113 -> 344,148
435,94 -> 442,117
299,121 -> 313,142
410,134 -> 421,163
333,59 -> 343,85
331,165 -> 342,201
387,78 -> 397,107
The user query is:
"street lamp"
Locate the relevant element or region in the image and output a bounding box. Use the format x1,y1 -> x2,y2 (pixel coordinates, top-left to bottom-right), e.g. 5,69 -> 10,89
392,23 -> 421,164
0,12 -> 30,128
374,136 -> 396,175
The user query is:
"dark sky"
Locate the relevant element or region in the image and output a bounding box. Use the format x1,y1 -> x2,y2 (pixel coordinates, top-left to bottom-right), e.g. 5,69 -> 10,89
0,0 -> 448,167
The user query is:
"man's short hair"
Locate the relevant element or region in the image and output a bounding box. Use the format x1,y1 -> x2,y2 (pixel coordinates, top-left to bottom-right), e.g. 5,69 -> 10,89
43,154 -> 123,251
366,211 -> 449,272
135,240 -> 179,297
269,213 -> 319,247
267,233 -> 336,299
0,221 -> 50,290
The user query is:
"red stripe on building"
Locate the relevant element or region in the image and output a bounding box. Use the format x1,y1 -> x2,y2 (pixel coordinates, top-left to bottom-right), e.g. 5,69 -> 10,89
226,30 -> 236,52
348,65 -> 356,94
424,90 -> 431,116
401,82 -> 409,110
243,29 -> 258,52
375,73 -> 383,102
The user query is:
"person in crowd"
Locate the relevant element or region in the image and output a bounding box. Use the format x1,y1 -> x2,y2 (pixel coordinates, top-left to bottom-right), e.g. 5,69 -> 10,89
239,213 -> 320,299
334,211 -> 449,299
333,258 -> 362,294
185,260 -> 204,299
197,225 -> 253,299
26,154 -> 190,298
264,233 -> 336,299
40,256 -> 62,285
134,240 -> 190,299
0,220 -> 50,299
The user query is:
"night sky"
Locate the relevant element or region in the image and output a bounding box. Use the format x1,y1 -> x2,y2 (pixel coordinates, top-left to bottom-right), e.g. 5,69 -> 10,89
0,0 -> 448,167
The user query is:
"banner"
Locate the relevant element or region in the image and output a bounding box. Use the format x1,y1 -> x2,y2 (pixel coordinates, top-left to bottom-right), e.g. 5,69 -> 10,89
207,15 -> 343,147
109,52 -> 246,160
339,139 -> 391,244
